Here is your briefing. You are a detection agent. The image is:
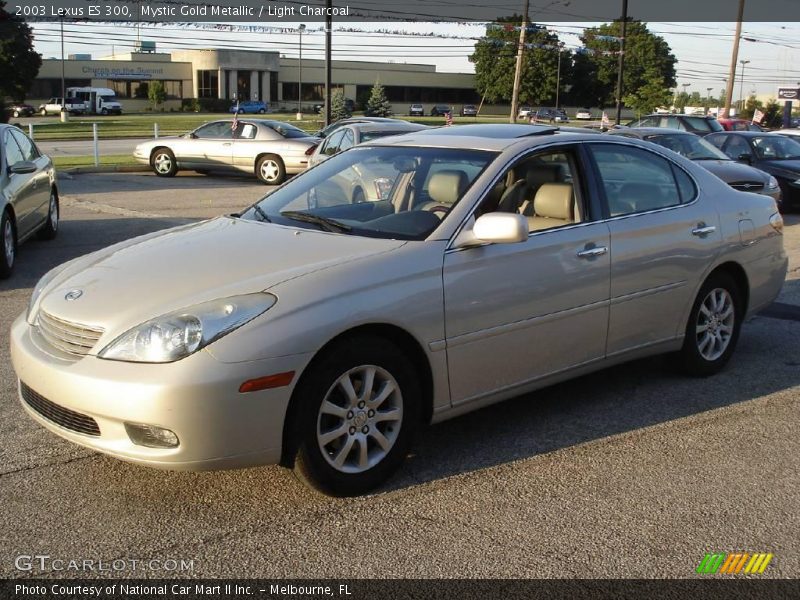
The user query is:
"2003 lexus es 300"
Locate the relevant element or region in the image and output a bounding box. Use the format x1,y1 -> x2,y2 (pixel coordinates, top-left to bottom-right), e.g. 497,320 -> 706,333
11,125 -> 787,495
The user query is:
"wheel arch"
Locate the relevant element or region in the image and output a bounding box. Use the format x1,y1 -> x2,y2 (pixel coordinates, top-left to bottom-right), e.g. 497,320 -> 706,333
279,322 -> 434,468
707,261 -> 750,315
149,146 -> 172,165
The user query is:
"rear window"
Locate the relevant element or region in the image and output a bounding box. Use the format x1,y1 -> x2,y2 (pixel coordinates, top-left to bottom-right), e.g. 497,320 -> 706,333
685,117 -> 723,132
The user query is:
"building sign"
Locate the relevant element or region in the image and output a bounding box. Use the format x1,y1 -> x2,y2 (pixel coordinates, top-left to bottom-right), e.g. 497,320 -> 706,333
82,66 -> 165,79
777,87 -> 799,100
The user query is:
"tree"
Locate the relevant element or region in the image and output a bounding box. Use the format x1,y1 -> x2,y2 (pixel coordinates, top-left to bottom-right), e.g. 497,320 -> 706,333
622,70 -> 672,116
148,80 -> 166,110
571,20 -> 676,109
365,80 -> 392,117
0,0 -> 42,123
740,95 -> 763,120
330,88 -> 351,122
470,19 -> 565,106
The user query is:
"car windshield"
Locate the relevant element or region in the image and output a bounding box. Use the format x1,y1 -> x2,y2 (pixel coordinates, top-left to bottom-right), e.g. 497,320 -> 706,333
360,130 -> 416,142
100,95 -> 117,103
262,121 -> 311,139
751,136 -> 800,160
240,146 -> 496,240
647,134 -> 730,161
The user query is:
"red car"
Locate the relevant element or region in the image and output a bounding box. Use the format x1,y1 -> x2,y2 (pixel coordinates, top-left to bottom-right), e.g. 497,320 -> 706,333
718,118 -> 766,132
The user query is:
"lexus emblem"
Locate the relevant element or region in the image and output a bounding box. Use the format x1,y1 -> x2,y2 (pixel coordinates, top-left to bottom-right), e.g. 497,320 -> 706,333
64,289 -> 83,301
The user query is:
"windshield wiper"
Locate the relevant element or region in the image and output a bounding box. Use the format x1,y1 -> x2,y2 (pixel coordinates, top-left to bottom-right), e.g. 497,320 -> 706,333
280,211 -> 352,233
251,204 -> 272,223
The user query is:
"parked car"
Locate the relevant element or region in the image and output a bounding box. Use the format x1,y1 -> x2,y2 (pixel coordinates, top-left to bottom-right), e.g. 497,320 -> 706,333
307,122 -> 428,203
6,103 -> 35,118
517,105 -> 533,119
133,119 -> 319,185
627,114 -> 724,136
575,108 -> 593,120
230,100 -> 268,114
15,124 -> 786,495
409,104 -> 424,117
717,118 -> 766,132
313,117 -> 410,139
534,108 -> 569,123
429,104 -> 452,117
776,128 -> 800,140
314,98 -> 355,114
460,104 -> 478,117
705,131 -> 800,210
0,124 -> 59,278
609,128 -> 781,203
37,98 -> 84,116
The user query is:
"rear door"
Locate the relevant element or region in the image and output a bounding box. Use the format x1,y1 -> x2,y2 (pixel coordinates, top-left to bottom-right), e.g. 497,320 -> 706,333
2,130 -> 39,238
586,142 -> 721,356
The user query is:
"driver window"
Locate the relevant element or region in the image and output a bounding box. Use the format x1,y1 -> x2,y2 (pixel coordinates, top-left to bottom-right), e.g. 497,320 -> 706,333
3,132 -> 25,168
724,136 -> 752,160
324,130 -> 345,156
339,129 -> 355,152
477,150 -> 583,232
194,122 -> 232,139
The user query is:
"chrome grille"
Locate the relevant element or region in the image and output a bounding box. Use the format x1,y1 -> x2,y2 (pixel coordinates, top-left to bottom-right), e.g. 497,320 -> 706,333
20,381 -> 101,436
730,181 -> 765,192
35,310 -> 104,357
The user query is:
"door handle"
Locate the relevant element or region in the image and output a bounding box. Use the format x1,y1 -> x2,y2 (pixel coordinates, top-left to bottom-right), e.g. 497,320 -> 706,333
692,225 -> 716,236
577,246 -> 608,259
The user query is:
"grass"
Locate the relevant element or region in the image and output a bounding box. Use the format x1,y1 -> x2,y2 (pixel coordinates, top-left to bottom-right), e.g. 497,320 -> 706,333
52,154 -> 139,169
18,111 -> 578,142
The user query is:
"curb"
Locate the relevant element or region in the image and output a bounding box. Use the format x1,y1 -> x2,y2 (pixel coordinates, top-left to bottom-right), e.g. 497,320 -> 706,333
60,164 -> 150,176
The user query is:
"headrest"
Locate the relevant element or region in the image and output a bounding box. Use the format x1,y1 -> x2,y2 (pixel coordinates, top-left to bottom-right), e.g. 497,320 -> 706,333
534,183 -> 574,220
525,164 -> 562,188
427,170 -> 468,206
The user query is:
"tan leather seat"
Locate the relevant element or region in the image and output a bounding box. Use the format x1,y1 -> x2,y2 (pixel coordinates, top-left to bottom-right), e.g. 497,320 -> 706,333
526,183 -> 574,231
415,170 -> 468,214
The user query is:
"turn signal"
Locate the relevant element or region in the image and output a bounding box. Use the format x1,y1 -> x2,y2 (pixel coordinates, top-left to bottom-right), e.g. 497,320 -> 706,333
239,371 -> 295,393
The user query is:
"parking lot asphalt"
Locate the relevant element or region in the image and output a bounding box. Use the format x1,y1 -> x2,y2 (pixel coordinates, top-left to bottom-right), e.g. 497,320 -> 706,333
0,172 -> 798,579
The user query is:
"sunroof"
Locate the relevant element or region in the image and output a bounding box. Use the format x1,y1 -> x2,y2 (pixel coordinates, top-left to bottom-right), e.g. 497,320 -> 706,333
414,124 -> 558,138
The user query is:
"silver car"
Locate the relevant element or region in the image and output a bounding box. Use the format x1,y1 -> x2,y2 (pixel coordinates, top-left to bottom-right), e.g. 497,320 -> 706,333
133,119 -> 319,185
12,125 -> 786,496
0,124 -> 60,278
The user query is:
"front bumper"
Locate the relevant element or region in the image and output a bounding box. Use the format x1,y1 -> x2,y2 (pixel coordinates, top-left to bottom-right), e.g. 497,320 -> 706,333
10,313 -> 312,471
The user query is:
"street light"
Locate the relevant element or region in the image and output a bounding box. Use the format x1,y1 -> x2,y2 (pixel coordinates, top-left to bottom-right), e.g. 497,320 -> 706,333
297,24 -> 306,119
706,87 -> 713,114
738,59 -> 750,113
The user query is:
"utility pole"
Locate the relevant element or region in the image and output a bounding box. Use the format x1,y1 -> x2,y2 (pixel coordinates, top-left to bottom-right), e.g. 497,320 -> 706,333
324,0 -> 332,126
297,24 -> 305,117
739,59 -> 750,112
555,45 -> 562,109
510,0 -> 529,124
60,17 -> 66,122
614,0 -> 628,125
722,0 -> 746,118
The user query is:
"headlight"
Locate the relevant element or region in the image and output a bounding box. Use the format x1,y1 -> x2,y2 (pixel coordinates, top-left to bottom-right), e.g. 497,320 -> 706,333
768,176 -> 780,189
99,293 -> 276,363
27,261 -> 72,322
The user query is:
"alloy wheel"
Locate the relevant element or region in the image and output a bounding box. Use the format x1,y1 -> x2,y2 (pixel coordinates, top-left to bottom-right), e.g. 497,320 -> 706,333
260,160 -> 280,182
154,153 -> 172,174
4,219 -> 14,267
695,287 -> 735,361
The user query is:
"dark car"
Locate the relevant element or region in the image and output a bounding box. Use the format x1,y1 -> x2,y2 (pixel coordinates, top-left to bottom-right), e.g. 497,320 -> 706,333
534,108 -> 569,123
705,131 -> 800,210
627,113 -> 724,136
610,128 -> 781,204
314,98 -> 355,114
6,103 -> 35,118
409,104 -> 424,117
460,104 -> 478,117
717,118 -> 766,132
429,104 -> 452,117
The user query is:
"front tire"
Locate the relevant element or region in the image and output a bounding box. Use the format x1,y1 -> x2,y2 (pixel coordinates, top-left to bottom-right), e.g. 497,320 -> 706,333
37,188 -> 59,240
40,108 -> 47,117
151,148 -> 178,177
0,211 -> 16,279
13,110 -> 20,118
101,108 -> 108,115
678,272 -> 743,376
256,154 -> 285,185
292,336 -> 420,496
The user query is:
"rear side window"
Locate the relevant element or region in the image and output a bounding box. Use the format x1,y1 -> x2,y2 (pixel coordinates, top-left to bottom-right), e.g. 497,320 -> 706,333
589,144 -> 685,217
3,131 -> 25,168
10,130 -> 38,161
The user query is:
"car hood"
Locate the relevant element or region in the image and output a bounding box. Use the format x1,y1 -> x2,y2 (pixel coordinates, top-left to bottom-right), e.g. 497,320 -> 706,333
696,160 -> 770,184
36,217 -> 406,339
757,158 -> 800,176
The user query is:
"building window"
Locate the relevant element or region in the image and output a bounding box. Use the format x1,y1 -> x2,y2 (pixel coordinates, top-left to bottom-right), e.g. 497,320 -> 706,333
108,80 -> 183,99
27,78 -> 91,100
197,70 -> 218,98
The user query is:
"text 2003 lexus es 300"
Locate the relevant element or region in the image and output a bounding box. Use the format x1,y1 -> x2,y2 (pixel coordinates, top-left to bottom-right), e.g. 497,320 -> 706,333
11,125 -> 787,495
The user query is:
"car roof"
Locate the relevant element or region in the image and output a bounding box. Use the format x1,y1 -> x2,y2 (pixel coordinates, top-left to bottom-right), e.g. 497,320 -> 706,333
348,122 -> 427,133
370,124 -> 599,151
611,127 -> 693,137
706,130 -> 778,137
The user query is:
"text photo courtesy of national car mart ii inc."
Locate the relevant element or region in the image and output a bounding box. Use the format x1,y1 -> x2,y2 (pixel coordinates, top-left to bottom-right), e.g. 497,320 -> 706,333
13,583 -> 356,597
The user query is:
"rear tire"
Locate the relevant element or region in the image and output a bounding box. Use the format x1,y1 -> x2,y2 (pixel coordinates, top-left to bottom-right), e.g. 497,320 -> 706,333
13,110 -> 20,118
678,272 -> 743,376
292,336 -> 419,496
256,154 -> 285,185
0,211 -> 16,279
151,148 -> 178,177
37,188 -> 59,240
40,109 -> 47,117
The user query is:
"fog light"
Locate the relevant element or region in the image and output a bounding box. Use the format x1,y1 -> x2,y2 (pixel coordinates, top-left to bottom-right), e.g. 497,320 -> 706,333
125,423 -> 179,448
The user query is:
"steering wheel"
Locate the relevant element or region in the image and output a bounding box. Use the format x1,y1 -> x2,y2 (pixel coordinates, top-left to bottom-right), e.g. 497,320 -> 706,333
414,201 -> 450,218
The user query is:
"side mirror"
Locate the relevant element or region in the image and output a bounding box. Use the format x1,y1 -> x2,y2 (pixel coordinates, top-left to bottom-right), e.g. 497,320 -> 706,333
9,161 -> 37,175
737,153 -> 753,164
455,213 -> 529,248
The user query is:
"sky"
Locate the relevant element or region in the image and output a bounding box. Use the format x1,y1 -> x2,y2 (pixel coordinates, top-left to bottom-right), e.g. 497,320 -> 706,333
28,20 -> 800,101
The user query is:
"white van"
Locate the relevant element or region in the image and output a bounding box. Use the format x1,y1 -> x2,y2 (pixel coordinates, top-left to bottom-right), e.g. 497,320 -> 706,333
67,87 -> 123,115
